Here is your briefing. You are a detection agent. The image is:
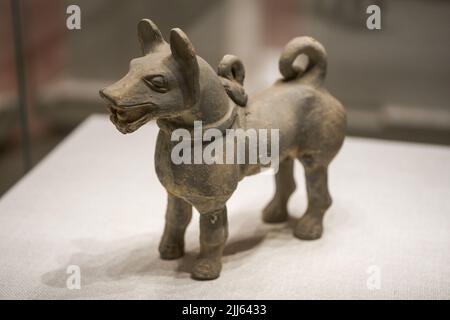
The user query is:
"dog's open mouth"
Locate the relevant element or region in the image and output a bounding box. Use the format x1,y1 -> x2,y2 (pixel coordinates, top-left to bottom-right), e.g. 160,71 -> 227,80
107,104 -> 154,134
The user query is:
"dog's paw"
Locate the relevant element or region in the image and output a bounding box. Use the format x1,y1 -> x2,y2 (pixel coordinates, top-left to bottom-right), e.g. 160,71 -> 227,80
294,214 -> 323,240
159,241 -> 184,260
191,258 -> 222,280
262,199 -> 288,223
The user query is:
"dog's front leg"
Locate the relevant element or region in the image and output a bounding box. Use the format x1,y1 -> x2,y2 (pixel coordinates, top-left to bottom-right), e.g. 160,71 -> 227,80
159,193 -> 192,260
192,205 -> 228,280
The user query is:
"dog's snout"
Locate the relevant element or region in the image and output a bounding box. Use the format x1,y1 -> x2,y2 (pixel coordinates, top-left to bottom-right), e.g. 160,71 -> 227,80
99,88 -> 115,104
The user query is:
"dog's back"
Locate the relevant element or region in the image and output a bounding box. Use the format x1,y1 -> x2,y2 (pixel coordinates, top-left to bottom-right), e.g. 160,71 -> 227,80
237,36 -> 346,170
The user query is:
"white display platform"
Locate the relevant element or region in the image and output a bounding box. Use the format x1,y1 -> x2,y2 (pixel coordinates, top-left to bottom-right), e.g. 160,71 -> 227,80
0,115 -> 449,299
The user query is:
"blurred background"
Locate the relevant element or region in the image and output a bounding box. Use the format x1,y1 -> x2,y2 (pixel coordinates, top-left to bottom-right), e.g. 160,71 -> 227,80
1,0 -> 449,196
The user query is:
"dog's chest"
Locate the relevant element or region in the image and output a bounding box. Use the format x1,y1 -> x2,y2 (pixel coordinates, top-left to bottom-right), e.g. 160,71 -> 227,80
154,130 -> 239,199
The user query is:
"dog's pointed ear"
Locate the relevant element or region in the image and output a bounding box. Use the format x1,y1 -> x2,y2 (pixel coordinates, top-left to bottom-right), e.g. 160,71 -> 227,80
170,28 -> 199,106
137,19 -> 164,55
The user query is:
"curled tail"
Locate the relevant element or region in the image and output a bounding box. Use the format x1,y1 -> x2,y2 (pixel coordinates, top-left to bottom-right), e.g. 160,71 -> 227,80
279,36 -> 327,85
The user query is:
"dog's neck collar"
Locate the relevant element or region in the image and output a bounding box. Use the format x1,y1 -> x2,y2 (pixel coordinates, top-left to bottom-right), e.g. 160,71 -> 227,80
157,101 -> 238,137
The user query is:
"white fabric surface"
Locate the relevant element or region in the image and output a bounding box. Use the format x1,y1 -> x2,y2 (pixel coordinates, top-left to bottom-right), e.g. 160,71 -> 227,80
0,114 -> 449,299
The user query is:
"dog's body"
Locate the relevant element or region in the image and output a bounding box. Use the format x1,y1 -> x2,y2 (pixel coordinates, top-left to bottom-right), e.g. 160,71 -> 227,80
100,19 -> 346,280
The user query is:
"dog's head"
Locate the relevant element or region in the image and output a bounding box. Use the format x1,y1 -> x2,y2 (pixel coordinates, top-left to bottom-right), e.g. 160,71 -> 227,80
99,19 -> 200,134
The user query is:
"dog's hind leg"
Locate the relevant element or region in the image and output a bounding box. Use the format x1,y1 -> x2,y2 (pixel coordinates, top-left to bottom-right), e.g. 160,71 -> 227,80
159,193 -> 192,260
294,157 -> 332,240
262,158 -> 296,223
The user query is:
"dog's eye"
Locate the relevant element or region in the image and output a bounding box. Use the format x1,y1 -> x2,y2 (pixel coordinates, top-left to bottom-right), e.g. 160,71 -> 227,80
143,75 -> 168,93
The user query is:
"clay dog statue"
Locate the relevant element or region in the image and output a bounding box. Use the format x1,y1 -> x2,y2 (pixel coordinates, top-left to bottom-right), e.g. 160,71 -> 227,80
99,19 -> 346,280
